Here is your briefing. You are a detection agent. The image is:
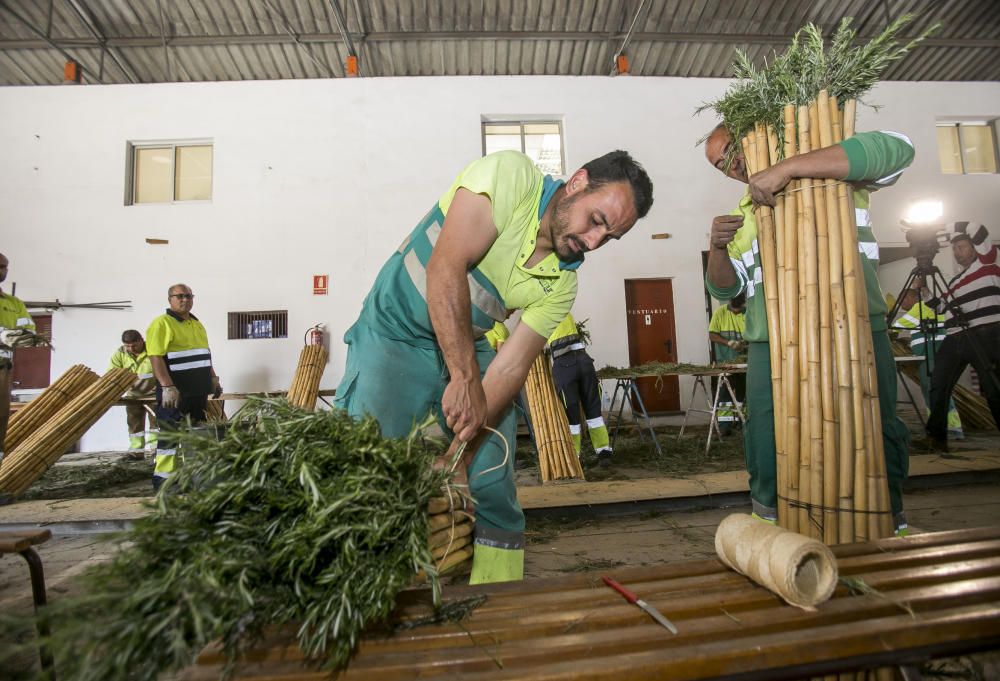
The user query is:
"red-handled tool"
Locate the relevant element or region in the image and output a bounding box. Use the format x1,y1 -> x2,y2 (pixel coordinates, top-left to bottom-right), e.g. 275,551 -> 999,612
602,576 -> 678,634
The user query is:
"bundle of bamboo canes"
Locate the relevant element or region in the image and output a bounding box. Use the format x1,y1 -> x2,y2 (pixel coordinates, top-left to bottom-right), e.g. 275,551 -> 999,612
413,491 -> 474,582
891,340 -> 997,431
204,400 -> 227,423
750,93 -> 893,543
523,351 -> 585,483
286,344 -> 328,411
0,368 -> 136,497
4,364 -> 98,452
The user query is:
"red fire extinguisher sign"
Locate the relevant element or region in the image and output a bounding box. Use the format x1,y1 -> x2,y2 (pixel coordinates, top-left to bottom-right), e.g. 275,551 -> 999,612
313,275 -> 328,295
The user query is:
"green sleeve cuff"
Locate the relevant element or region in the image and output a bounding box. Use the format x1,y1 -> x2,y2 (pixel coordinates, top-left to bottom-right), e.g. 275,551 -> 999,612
705,273 -> 744,302
838,131 -> 915,182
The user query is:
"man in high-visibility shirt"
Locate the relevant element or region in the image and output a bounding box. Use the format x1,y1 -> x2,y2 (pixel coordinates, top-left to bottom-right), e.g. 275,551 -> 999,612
704,125 -> 914,534
146,284 -> 222,491
707,295 -> 746,435
892,297 -> 964,439
548,313 -> 613,466
0,252 -> 35,467
336,149 -> 653,584
109,329 -> 159,457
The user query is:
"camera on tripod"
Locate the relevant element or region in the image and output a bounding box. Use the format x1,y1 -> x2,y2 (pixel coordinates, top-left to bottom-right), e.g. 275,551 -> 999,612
902,222 -> 950,271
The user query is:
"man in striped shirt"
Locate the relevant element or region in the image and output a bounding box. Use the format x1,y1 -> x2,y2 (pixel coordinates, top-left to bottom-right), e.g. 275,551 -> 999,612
922,222 -> 1000,448
146,283 -> 222,491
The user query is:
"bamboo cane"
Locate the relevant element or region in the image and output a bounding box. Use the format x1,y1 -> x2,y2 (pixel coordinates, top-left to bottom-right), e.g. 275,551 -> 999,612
288,345 -> 328,411
4,365 -> 99,451
815,90 -> 839,544
793,105 -> 814,535
781,105 -> 800,532
826,94 -> 856,543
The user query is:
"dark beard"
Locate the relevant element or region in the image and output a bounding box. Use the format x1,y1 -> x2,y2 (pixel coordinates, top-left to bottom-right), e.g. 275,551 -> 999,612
551,191 -> 582,261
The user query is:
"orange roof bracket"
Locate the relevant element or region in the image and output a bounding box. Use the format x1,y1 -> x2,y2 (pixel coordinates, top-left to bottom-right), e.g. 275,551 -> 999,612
346,55 -> 359,77
615,54 -> 630,76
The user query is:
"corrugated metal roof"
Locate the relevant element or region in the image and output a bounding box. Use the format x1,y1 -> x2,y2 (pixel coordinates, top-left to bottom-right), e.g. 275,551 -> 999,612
0,0 -> 997,85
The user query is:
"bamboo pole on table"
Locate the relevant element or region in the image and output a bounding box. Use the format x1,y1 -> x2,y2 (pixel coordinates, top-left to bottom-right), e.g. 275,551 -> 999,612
781,104 -> 801,533
0,368 -> 137,497
4,364 -> 99,452
826,93 -> 857,544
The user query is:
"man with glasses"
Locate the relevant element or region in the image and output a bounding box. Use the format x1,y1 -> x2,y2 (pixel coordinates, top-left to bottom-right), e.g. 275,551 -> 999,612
146,283 -> 222,491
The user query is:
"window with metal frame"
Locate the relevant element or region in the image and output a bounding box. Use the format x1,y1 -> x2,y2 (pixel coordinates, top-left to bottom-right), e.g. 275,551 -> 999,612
936,121 -> 998,175
227,310 -> 288,340
482,120 -> 565,176
125,140 -> 213,204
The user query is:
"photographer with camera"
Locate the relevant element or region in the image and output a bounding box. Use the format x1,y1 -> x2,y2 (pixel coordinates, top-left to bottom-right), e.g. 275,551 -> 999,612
907,222 -> 1000,451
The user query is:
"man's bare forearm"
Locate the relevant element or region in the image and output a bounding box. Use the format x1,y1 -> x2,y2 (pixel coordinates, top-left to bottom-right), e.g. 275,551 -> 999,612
707,247 -> 738,290
427,258 -> 478,382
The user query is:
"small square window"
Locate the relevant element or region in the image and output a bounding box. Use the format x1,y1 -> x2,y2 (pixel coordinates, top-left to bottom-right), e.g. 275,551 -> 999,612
482,119 -> 565,175
126,140 -> 213,204
935,122 -> 998,175
227,310 -> 288,340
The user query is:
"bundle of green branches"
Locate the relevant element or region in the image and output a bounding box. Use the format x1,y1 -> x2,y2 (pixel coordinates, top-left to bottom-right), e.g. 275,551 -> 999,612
597,360 -> 739,379
27,399 -> 450,681
699,14 -> 936,168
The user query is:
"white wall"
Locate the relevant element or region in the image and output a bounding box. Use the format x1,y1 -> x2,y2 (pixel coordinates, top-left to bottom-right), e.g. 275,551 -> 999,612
2,76 -> 999,450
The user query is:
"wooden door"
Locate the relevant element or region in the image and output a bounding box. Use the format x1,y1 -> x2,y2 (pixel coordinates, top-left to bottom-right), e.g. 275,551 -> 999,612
12,314 -> 51,389
625,279 -> 680,413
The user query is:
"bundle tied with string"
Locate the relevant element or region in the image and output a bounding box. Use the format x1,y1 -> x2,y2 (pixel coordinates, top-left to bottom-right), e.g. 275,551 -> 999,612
702,15 -> 935,544
715,513 -> 838,609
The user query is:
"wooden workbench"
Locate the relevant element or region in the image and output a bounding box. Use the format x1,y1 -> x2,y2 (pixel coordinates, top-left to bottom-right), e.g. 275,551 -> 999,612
184,525 -> 1000,680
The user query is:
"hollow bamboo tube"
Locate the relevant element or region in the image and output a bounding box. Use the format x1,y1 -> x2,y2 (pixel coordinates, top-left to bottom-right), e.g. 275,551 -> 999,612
806,100 -> 828,541
827,94 -> 856,543
772,119 -> 791,529
815,90 -> 839,544
431,532 -> 472,560
795,104 -> 814,536
835,136 -> 867,541
753,124 -> 785,524
781,105 -> 800,532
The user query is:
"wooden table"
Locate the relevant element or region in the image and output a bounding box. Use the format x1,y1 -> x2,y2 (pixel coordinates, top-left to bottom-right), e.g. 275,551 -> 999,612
184,525 -> 1000,681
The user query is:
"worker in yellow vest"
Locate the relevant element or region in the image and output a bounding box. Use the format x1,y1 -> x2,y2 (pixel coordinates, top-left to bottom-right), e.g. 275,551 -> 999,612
892,300 -> 964,439
0,253 -> 36,468
548,314 -> 613,467
109,329 -> 159,457
707,295 -> 746,436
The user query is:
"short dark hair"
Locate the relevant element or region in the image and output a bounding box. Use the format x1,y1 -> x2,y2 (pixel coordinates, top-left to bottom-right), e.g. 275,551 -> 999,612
122,329 -> 142,343
950,233 -> 973,246
581,150 -> 654,219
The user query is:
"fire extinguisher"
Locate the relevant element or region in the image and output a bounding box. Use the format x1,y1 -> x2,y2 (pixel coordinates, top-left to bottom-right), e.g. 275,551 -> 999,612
305,323 -> 325,346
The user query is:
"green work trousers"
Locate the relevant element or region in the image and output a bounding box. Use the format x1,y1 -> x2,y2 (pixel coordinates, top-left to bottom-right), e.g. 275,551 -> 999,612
744,327 -> 910,520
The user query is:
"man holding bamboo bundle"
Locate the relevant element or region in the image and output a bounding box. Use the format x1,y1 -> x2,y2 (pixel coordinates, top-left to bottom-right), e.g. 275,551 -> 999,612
704,125 -> 914,533
0,253 -> 36,468
146,284 -> 222,492
336,150 -> 653,584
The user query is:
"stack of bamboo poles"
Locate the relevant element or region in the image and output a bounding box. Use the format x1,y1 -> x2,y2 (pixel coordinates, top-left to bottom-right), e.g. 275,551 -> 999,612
286,344 -> 328,411
523,351 -> 585,483
4,364 -> 98,452
751,91 -> 892,543
414,491 -> 474,582
204,400 -> 227,423
891,340 -> 997,431
0,368 -> 136,497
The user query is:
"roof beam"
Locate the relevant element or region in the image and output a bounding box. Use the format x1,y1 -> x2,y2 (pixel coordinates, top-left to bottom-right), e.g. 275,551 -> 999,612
1,31 -> 996,51
0,0 -> 105,82
63,0 -> 139,82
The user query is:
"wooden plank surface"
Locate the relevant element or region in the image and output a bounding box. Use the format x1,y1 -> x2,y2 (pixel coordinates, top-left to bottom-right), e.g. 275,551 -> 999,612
184,526 -> 1000,681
